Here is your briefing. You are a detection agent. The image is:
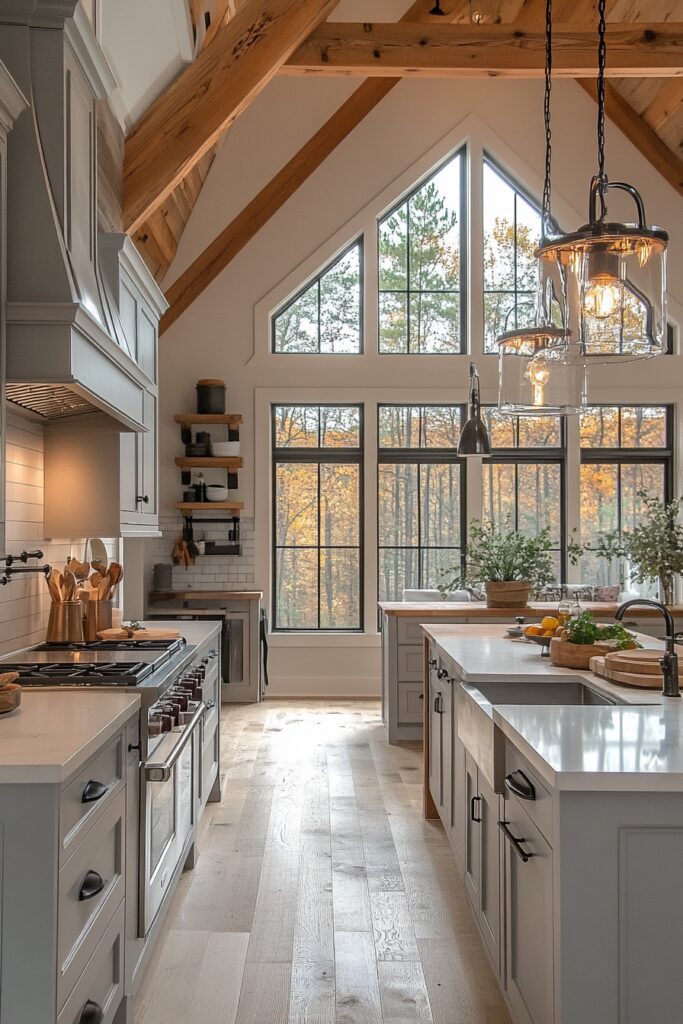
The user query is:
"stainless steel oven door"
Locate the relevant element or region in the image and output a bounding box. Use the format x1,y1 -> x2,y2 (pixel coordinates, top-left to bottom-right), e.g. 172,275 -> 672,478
139,703 -> 204,937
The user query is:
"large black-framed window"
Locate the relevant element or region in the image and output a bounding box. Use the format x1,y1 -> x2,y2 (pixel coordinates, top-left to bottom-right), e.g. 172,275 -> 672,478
580,405 -> 674,586
377,405 -> 466,601
272,404 -> 364,631
483,155 -> 542,354
481,409 -> 566,581
271,239 -> 363,354
378,148 -> 467,354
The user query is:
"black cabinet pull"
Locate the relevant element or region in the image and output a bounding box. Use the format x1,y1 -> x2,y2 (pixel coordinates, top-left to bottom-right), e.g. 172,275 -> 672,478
428,658 -> 437,669
78,870 -> 105,902
136,494 -> 150,505
81,780 -> 107,804
79,1000 -> 104,1024
498,820 -> 533,863
434,693 -> 443,714
504,769 -> 536,802
470,795 -> 482,823
437,667 -> 449,680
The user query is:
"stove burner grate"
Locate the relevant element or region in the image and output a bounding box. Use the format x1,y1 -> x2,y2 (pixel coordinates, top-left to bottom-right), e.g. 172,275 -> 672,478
0,661 -> 153,687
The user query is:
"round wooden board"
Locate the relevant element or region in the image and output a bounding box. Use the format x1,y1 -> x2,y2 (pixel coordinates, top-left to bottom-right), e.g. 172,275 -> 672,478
589,656 -> 663,689
604,649 -> 680,676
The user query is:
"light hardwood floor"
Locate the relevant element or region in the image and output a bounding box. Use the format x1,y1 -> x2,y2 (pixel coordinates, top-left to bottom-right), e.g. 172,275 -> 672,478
134,700 -> 510,1024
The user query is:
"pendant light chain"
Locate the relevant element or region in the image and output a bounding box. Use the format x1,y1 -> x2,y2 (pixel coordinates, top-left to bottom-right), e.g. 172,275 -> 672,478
542,0 -> 553,238
596,0 -> 608,219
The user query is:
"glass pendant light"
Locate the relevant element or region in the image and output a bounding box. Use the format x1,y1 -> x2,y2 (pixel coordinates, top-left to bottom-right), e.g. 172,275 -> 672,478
458,363 -> 491,457
497,0 -> 587,416
536,0 -> 668,362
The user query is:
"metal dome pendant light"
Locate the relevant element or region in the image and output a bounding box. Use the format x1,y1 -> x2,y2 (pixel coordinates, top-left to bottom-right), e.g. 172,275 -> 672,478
458,363 -> 491,458
535,0 -> 668,362
497,0 -> 587,416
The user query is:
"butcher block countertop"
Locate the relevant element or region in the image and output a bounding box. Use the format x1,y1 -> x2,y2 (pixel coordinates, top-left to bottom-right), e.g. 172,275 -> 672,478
150,590 -> 263,602
379,600 -> 683,618
0,692 -> 140,784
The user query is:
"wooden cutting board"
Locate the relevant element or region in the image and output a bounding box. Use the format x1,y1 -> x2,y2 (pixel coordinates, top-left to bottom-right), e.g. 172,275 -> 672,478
604,649 -> 681,677
97,628 -> 181,641
589,656 -> 664,689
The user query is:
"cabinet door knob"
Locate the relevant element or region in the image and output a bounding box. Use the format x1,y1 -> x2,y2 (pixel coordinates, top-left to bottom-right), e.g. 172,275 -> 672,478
136,494 -> 150,505
79,999 -> 104,1024
81,780 -> 107,804
78,870 -> 106,902
504,769 -> 536,801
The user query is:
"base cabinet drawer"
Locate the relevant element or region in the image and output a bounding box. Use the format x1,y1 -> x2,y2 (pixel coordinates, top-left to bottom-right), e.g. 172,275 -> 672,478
58,791 -> 126,1009
397,645 -> 423,681
397,682 -> 423,724
504,742 -> 553,846
58,900 -> 125,1024
60,735 -> 124,859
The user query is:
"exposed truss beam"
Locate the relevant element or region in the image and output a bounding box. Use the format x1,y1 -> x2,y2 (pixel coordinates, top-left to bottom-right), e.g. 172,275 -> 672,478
578,78 -> 683,197
123,0 -> 339,234
282,22 -> 683,78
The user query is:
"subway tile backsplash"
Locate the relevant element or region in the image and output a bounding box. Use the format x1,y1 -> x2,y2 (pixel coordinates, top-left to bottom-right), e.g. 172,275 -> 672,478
0,413 -> 117,656
145,515 -> 256,594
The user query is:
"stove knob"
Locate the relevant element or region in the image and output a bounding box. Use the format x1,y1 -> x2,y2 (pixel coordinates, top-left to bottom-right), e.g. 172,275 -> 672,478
168,690 -> 189,711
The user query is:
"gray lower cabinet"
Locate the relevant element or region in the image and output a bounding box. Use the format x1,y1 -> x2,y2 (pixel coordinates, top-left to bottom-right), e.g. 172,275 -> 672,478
502,793 -> 554,1024
464,752 -> 502,972
428,672 -> 443,809
0,715 -> 137,1024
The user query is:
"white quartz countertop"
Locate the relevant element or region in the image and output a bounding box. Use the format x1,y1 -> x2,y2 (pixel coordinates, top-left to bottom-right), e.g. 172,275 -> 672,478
137,619 -> 222,646
425,624 -> 683,792
0,691 -> 140,784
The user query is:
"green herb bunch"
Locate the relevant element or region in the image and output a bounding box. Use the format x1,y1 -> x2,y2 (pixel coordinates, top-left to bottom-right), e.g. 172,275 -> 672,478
564,611 -> 641,650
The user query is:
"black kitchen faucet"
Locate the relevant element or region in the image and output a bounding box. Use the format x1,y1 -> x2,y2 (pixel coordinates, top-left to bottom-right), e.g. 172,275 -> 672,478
615,599 -> 680,698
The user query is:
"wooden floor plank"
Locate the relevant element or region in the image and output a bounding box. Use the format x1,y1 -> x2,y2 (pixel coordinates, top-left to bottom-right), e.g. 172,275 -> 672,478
187,932 -> 250,1024
370,890 -> 420,962
235,961 -> 293,1024
377,962 -> 434,1024
334,930 -> 383,1024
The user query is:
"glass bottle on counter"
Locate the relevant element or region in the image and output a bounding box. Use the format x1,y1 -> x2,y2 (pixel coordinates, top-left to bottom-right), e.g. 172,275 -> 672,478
558,595 -> 572,625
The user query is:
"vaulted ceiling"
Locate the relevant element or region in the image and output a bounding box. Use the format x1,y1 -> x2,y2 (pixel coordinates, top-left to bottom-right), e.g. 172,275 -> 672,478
127,0 -> 683,317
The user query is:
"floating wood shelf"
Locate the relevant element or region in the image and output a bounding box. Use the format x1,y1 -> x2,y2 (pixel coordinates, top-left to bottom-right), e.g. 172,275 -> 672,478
174,414 -> 243,426
150,590 -> 263,602
175,456 -> 243,470
175,501 -> 244,512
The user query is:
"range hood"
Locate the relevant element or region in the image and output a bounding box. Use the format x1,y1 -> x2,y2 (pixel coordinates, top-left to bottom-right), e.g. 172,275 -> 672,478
0,1 -> 149,432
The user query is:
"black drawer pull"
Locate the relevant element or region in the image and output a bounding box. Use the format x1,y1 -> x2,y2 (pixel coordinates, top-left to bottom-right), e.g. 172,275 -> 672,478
428,658 -> 437,669
434,693 -> 443,714
79,999 -> 104,1024
470,795 -> 482,823
498,820 -> 533,863
78,870 -> 105,902
504,769 -> 536,801
81,780 -> 107,804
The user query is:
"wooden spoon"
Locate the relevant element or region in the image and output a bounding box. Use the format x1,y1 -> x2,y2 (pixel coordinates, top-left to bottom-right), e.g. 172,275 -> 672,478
51,569 -> 65,602
106,562 -> 123,598
98,574 -> 111,602
89,572 -> 104,589
46,569 -> 62,603
91,559 -> 107,576
63,570 -> 77,601
69,558 -> 90,580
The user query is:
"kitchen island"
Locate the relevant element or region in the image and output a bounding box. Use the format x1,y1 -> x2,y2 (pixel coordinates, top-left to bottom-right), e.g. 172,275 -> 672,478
423,623 -> 683,1024
379,600 -> 683,743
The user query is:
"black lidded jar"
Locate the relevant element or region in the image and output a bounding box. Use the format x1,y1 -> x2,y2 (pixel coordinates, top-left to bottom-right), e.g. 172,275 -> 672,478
196,379 -> 226,414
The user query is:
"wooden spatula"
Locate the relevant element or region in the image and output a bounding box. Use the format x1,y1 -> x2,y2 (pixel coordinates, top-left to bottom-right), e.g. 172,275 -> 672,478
46,569 -> 62,603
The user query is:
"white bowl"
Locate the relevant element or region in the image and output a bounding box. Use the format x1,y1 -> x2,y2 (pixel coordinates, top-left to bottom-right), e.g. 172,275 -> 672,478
211,441 -> 240,457
206,485 -> 229,502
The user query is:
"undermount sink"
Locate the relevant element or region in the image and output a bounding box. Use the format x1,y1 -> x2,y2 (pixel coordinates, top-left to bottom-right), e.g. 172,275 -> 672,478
471,679 -> 617,707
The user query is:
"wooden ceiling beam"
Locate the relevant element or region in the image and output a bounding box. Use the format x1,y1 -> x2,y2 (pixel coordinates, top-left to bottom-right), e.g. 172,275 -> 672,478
641,77 -> 683,130
123,0 -> 340,235
578,78 -> 683,197
282,22 -> 683,78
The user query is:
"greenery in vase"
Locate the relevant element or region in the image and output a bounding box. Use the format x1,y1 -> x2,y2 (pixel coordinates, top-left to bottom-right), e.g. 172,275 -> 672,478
439,518 -> 556,594
588,493 -> 683,605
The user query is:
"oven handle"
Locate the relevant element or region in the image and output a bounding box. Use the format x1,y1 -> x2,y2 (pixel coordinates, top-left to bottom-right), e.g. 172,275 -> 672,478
144,703 -> 205,782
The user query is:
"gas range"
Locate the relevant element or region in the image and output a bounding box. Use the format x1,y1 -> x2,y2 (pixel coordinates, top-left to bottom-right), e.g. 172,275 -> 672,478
0,661 -> 155,687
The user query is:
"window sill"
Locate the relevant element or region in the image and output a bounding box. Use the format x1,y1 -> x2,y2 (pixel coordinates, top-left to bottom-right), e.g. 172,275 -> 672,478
268,632 -> 381,648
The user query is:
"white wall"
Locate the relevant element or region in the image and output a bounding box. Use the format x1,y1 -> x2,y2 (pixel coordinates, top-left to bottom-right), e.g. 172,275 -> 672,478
157,75 -> 683,697
0,410 -> 118,655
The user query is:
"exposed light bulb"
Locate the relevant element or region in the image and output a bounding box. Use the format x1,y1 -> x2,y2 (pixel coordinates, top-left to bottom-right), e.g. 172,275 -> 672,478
583,276 -> 621,319
526,357 -> 551,407
583,250 -> 622,319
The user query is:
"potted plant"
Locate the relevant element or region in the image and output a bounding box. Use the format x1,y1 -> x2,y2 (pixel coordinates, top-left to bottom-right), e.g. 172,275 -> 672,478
440,519 -> 556,608
589,493 -> 683,606
549,610 -> 640,669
